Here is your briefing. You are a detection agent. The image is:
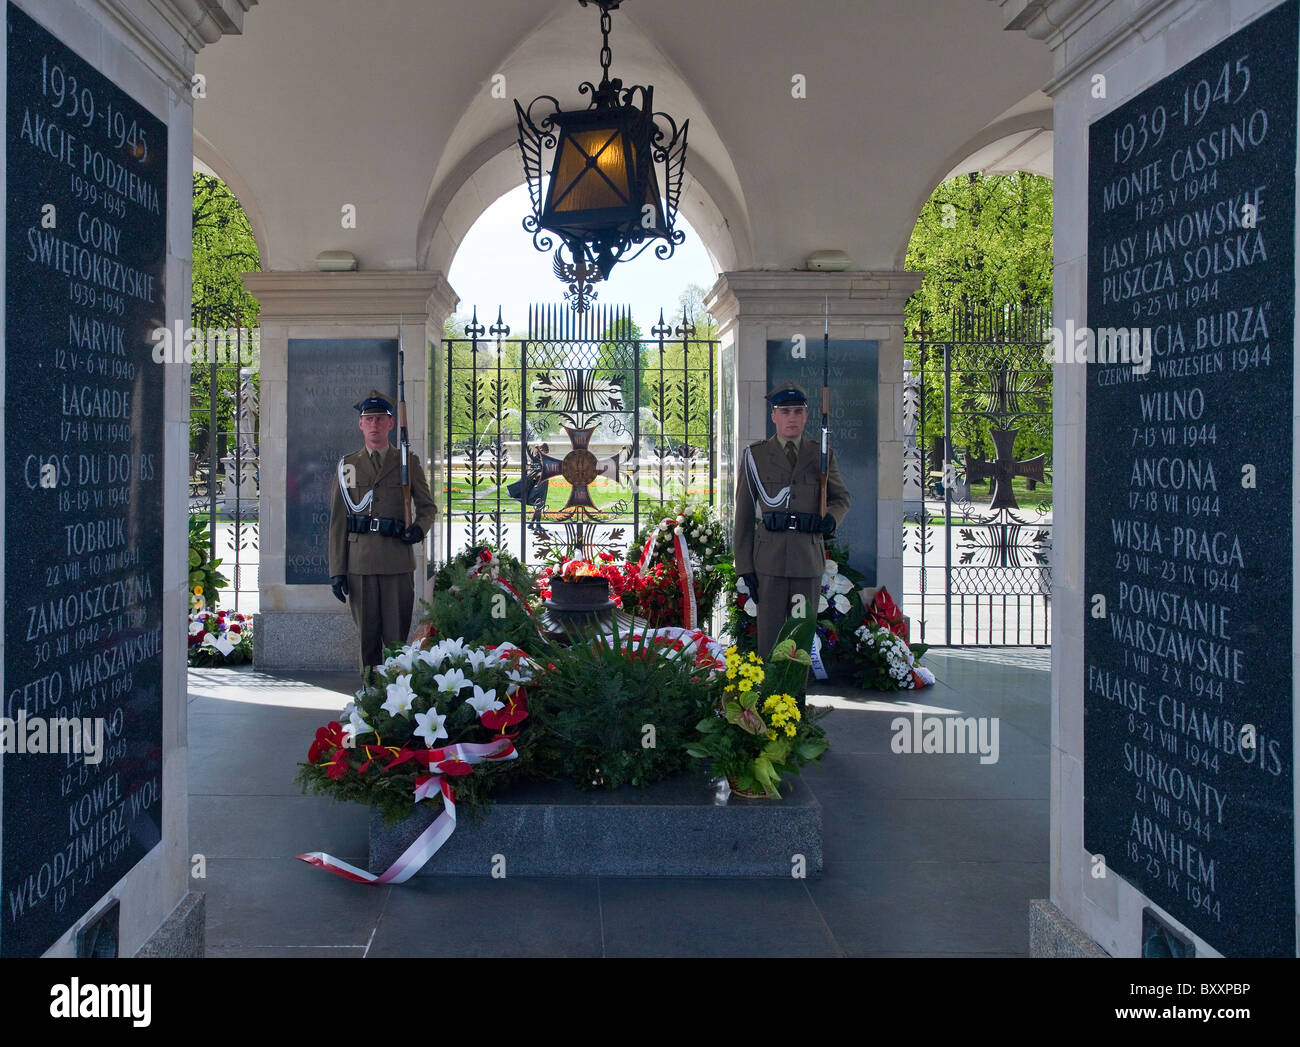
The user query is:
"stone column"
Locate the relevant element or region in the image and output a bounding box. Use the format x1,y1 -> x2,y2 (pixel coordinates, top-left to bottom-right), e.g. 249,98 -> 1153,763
242,271 -> 457,670
706,270 -> 923,594
0,0 -> 253,959
1009,0 -> 1299,958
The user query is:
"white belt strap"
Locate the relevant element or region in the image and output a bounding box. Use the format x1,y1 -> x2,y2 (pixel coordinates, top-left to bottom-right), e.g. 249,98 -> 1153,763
743,445 -> 791,511
338,456 -> 373,514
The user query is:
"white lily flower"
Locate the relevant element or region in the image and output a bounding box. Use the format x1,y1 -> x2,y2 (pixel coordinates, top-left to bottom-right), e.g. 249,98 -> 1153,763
382,675 -> 417,717
506,667 -> 533,685
467,684 -> 504,717
464,649 -> 491,672
414,707 -> 448,747
383,648 -> 417,675
343,706 -> 372,743
416,646 -> 444,669
434,667 -> 470,694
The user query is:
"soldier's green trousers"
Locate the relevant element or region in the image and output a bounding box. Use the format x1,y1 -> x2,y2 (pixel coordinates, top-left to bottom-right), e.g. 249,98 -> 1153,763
754,573 -> 820,662
347,571 -> 415,671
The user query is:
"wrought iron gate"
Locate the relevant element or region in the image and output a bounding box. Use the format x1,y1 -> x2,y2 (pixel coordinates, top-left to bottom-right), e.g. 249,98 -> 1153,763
903,306 -> 1052,645
187,312 -> 260,612
442,302 -> 716,566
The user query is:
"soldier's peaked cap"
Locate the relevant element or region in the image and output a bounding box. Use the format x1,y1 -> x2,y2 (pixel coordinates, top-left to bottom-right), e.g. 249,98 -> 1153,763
767,382 -> 808,407
355,390 -> 395,416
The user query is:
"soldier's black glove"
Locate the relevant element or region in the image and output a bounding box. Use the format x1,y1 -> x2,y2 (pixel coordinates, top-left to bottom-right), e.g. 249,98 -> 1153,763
330,575 -> 349,603
742,573 -> 759,603
399,524 -> 424,545
820,514 -> 836,536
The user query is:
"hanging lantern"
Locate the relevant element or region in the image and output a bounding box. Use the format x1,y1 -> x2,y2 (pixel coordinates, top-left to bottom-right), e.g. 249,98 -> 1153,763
516,0 -> 688,311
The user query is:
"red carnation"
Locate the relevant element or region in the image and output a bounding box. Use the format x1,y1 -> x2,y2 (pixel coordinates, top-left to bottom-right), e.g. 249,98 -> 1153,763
228,624 -> 241,634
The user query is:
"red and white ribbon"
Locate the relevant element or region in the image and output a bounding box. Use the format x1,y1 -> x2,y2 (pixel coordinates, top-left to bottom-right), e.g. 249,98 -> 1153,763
296,737 -> 517,884
467,550 -> 532,609
637,520 -> 698,629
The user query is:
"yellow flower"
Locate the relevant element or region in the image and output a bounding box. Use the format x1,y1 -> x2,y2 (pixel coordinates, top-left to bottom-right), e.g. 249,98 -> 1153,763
766,729 -> 778,741
192,585 -> 204,596
737,679 -> 752,693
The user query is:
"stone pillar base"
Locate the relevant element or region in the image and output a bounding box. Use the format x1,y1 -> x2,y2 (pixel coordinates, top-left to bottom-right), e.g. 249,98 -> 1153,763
1029,899 -> 1110,957
133,892 -> 205,958
254,612 -> 360,671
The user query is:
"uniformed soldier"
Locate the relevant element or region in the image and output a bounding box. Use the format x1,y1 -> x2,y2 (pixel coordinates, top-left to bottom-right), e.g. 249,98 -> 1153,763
732,382 -> 851,660
328,390 -> 439,671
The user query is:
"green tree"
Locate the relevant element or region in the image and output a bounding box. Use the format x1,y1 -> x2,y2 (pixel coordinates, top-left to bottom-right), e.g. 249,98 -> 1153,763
190,173 -> 261,478
904,172 -> 1053,481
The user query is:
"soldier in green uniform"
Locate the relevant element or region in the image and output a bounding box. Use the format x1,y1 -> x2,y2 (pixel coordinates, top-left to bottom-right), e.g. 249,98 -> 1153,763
328,390 -> 439,672
732,383 -> 852,660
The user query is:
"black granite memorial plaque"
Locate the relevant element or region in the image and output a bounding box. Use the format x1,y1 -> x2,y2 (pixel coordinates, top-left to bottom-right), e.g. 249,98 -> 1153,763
3,3 -> 166,957
1084,0 -> 1296,957
285,339 -> 398,584
765,339 -> 878,582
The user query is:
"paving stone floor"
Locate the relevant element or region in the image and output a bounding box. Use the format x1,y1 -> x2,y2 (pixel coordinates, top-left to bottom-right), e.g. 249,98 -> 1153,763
188,646 -> 1050,957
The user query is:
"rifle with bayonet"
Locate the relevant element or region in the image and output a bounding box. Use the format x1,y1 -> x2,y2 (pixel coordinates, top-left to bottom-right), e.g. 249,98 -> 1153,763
819,296 -> 830,520
398,324 -> 413,529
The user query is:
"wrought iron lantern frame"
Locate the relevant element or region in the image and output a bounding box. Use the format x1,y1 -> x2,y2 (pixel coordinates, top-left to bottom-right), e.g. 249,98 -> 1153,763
515,0 -> 689,311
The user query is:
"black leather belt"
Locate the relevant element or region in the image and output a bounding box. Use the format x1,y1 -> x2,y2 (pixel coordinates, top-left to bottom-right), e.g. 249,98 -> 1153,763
346,514 -> 405,537
762,511 -> 821,533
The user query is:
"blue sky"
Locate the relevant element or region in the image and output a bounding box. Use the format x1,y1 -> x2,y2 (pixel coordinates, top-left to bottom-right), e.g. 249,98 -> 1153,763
446,184 -> 718,336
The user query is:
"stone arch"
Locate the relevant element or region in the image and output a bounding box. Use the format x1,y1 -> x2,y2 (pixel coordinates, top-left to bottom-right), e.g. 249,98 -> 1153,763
193,129 -> 271,269
893,108 -> 1054,269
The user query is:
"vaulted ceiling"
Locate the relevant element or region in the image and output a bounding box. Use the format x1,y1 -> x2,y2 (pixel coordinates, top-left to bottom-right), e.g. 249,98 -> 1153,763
195,0 -> 1051,275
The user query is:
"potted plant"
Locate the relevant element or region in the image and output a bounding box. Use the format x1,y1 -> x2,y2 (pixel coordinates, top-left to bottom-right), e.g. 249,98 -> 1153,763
688,616 -> 830,798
